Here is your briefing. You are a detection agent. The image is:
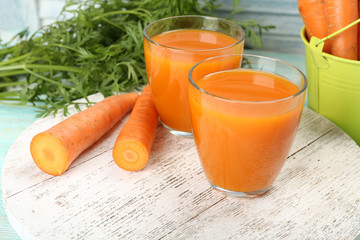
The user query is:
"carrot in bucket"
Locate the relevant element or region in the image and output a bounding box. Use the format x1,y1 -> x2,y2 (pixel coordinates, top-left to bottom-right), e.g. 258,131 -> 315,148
358,1 -> 360,60
312,18 -> 360,54
298,0 -> 331,53
324,0 -> 358,60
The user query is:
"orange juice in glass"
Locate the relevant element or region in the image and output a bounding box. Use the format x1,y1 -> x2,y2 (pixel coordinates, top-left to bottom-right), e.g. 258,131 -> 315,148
143,15 -> 245,137
189,54 -> 307,197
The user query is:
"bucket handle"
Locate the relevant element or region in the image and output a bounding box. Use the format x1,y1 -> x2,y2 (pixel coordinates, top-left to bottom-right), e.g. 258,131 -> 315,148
307,18 -> 360,112
309,18 -> 360,68
315,18 -> 360,47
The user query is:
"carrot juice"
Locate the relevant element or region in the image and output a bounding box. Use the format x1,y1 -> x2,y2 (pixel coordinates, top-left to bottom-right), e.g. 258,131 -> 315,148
143,16 -> 245,136
189,60 -> 307,197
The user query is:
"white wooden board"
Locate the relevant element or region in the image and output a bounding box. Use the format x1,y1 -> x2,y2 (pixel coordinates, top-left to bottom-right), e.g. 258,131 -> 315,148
2,93 -> 360,239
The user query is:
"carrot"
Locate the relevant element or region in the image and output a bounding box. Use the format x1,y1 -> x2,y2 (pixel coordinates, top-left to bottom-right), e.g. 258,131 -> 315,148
298,0 -> 331,53
358,0 -> 360,60
112,85 -> 158,171
325,0 -> 358,60
30,92 -> 139,176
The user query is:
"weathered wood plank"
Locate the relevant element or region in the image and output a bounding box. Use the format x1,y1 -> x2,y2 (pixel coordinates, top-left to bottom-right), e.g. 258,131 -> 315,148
165,127 -> 360,239
217,0 -> 305,53
0,105 -> 37,240
0,0 -> 39,42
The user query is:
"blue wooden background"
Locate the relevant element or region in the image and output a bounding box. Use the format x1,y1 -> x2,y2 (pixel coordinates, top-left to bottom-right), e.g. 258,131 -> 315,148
218,0 -> 304,53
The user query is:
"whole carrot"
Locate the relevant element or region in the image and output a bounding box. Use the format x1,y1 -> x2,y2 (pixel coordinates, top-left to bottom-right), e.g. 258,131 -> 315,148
298,0 -> 331,53
325,0 -> 358,60
30,92 -> 139,176
112,85 -> 158,171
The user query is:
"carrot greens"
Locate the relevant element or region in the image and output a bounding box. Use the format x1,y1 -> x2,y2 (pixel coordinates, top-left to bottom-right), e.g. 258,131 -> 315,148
0,0 -> 273,117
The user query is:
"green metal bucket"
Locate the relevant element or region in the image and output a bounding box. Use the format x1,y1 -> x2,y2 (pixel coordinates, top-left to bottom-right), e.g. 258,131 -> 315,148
300,26 -> 360,146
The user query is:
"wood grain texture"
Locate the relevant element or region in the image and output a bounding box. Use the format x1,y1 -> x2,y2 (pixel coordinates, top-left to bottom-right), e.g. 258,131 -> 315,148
2,93 -> 360,239
217,0 -> 305,53
0,105 -> 37,240
0,0 -> 39,42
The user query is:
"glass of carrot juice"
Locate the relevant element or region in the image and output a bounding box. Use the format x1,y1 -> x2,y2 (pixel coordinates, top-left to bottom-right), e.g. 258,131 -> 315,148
143,15 -> 245,137
189,54 -> 307,198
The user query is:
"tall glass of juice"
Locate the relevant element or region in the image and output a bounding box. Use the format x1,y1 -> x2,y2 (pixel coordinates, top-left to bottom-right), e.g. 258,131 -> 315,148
189,54 -> 307,198
143,15 -> 245,137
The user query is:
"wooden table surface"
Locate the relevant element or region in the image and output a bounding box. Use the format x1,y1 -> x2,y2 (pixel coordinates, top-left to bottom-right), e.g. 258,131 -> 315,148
1,51 -> 360,239
2,99 -> 360,239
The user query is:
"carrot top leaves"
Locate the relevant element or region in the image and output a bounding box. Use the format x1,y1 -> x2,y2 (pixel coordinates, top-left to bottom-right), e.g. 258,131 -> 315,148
0,0 -> 273,117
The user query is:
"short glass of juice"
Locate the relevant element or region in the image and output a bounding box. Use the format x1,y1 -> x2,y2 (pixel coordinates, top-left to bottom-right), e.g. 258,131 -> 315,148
143,15 -> 245,137
188,54 -> 307,198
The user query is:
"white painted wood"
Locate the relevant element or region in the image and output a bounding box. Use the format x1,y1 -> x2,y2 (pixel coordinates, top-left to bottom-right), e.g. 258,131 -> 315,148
2,93 -> 360,239
37,0 -> 74,27
38,0 -> 65,19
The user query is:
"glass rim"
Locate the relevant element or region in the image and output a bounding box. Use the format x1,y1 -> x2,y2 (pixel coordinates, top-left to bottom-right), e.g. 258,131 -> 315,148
188,53 -> 308,104
143,15 -> 245,52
